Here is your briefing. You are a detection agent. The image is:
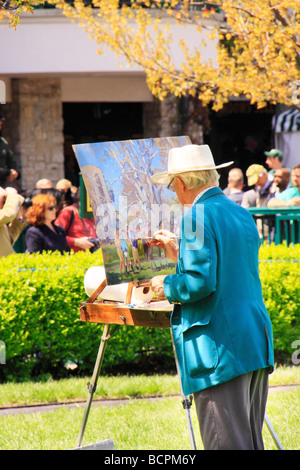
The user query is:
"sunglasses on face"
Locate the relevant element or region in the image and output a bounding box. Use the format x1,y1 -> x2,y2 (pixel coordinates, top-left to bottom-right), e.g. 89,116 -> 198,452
167,178 -> 175,191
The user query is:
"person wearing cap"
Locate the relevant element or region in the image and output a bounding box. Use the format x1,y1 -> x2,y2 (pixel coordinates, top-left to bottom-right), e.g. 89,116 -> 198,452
267,164 -> 300,207
56,178 -> 72,192
242,165 -> 275,240
0,115 -> 20,189
148,144 -> 274,450
241,164 -> 274,209
264,148 -> 283,176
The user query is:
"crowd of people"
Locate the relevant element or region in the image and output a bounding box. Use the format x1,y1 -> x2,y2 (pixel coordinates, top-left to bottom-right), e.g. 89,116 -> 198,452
0,177 -> 98,257
1,155 -> 300,258
223,148 -> 300,209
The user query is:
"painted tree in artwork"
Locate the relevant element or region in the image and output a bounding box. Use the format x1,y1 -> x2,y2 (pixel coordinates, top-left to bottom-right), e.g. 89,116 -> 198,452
88,137 -> 187,237
75,137 -> 187,239
1,1 -> 300,110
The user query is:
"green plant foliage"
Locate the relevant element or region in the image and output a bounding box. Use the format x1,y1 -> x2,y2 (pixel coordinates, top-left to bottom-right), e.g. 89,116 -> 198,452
0,250 -> 173,382
259,244 -> 300,364
0,244 -> 299,382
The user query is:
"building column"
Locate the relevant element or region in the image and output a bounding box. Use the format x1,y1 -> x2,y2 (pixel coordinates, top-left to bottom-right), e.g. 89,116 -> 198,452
144,95 -> 204,144
8,78 -> 65,191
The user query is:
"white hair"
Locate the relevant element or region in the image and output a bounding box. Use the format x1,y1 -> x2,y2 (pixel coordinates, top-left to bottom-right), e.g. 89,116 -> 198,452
228,168 -> 244,188
177,169 -> 220,189
35,178 -> 53,189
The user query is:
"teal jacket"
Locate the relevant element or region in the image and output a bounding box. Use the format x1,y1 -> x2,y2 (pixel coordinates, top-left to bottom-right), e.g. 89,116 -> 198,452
164,187 -> 274,396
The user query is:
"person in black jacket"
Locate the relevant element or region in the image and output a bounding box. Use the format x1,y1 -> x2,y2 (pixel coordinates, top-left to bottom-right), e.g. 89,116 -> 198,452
0,116 -> 20,189
25,193 -> 69,254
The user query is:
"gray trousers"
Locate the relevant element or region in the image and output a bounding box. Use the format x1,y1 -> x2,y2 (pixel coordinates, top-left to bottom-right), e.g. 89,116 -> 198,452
194,369 -> 269,450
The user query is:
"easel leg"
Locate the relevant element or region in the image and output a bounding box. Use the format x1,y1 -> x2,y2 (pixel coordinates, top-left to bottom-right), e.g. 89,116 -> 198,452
264,413 -> 284,450
76,324 -> 111,448
170,328 -> 197,450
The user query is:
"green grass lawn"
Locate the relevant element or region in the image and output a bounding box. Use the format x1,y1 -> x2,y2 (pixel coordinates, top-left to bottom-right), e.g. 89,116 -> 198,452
0,365 -> 299,408
0,366 -> 299,450
0,389 -> 299,450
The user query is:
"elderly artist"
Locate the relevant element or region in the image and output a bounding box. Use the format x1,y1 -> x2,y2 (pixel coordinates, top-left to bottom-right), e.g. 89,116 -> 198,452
149,144 -> 274,450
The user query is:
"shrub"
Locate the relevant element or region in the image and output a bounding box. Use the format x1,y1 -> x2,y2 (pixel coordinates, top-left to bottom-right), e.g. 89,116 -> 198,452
0,250 -> 173,382
259,244 -> 300,364
0,244 -> 299,381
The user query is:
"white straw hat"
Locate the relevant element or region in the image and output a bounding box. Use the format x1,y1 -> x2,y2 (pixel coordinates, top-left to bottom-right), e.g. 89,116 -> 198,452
151,144 -> 233,185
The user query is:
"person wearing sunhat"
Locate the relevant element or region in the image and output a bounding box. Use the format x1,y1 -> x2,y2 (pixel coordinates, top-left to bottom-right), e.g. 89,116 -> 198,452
149,144 -> 274,450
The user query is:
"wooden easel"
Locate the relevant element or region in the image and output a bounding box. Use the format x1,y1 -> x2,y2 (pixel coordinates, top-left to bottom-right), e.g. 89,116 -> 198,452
76,279 -> 196,450
76,279 -> 284,451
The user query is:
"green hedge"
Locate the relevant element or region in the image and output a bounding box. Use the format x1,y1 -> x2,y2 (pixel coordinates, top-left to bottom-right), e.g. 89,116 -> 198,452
0,244 -> 299,382
0,250 -> 173,382
258,244 -> 300,364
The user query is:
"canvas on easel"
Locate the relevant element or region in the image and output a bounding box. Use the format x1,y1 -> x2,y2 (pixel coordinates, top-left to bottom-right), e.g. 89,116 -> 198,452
73,136 -> 191,287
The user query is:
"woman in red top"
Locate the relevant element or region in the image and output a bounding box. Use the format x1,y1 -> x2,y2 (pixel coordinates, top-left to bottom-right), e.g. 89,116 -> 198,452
55,189 -> 97,252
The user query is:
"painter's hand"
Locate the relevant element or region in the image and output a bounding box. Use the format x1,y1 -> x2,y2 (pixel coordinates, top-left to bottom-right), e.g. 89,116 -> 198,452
149,230 -> 179,263
149,275 -> 167,299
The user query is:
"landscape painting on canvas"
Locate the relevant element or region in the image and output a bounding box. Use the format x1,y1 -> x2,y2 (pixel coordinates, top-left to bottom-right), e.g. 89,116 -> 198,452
73,136 -> 191,285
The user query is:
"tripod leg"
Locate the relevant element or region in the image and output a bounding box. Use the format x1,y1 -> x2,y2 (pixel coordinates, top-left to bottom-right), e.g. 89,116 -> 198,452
76,324 -> 111,448
170,328 -> 197,450
264,413 -> 284,450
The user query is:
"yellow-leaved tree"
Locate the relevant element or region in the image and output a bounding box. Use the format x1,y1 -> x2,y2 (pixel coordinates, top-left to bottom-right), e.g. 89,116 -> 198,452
1,0 -> 300,111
